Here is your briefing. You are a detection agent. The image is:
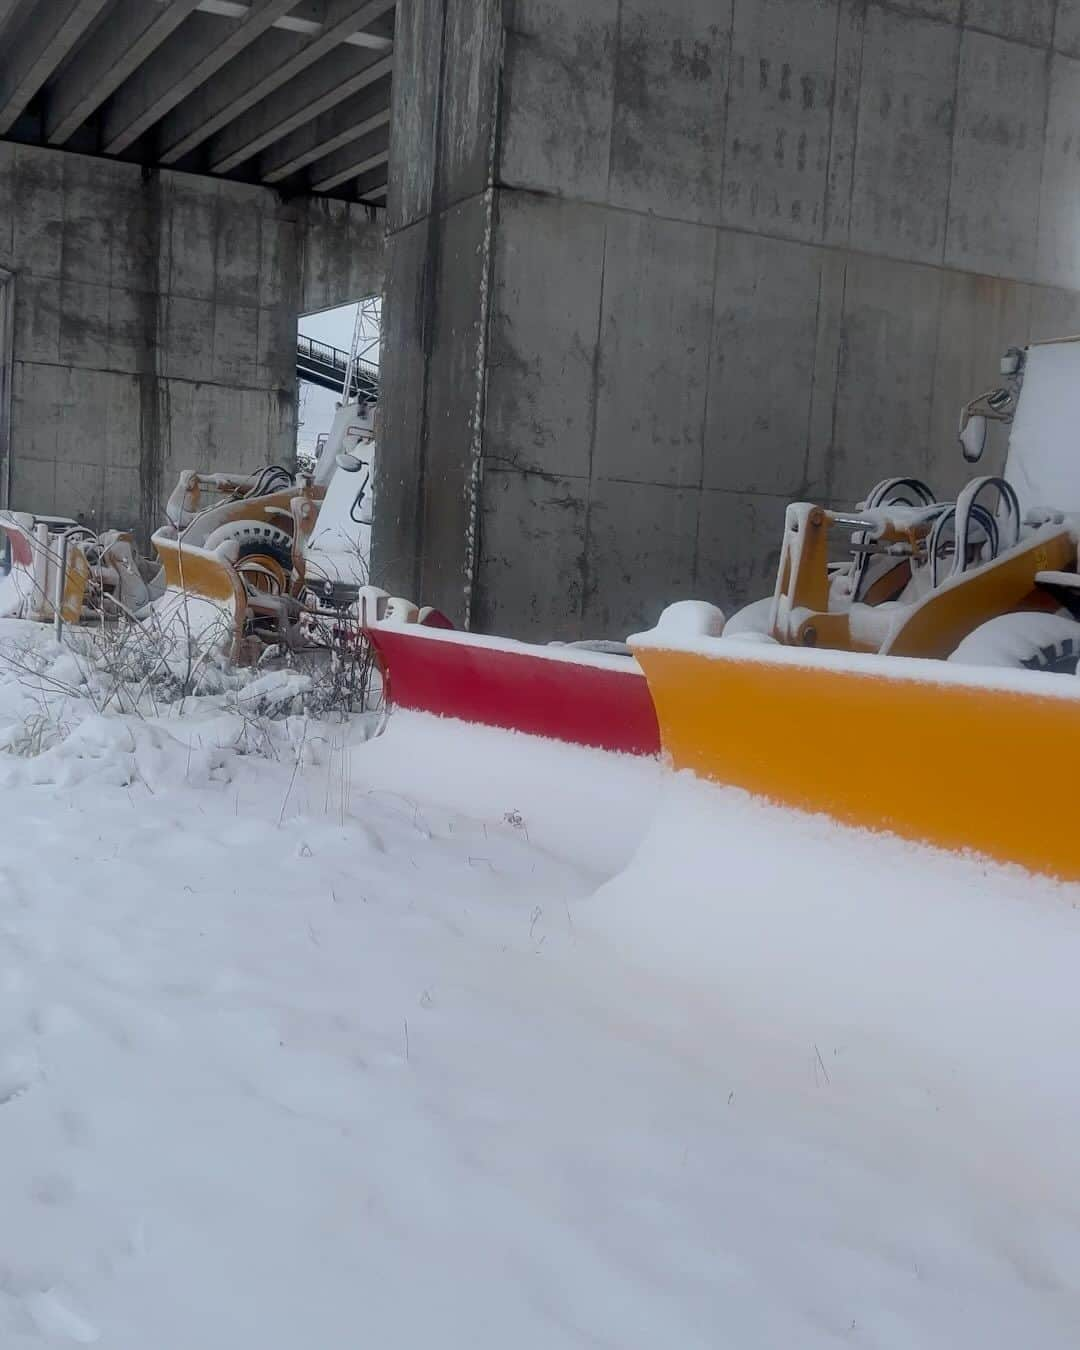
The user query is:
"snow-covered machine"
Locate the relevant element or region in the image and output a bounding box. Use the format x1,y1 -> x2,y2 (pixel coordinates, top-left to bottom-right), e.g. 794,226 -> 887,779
145,298 -> 379,658
0,395 -> 377,662
150,396 -> 376,659
370,336 -> 1080,881
297,398 -> 375,613
0,512 -> 164,625
708,337 -> 1080,670
633,335 -> 1080,880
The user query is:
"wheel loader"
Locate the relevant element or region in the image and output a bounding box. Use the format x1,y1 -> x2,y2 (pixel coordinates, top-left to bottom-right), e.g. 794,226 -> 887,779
0,393 -> 378,664
723,335 -> 1080,673
631,334 -> 1080,881
149,394 -> 378,660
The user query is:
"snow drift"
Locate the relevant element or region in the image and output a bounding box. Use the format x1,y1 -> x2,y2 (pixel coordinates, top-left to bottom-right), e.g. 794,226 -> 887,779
0,625 -> 1078,1348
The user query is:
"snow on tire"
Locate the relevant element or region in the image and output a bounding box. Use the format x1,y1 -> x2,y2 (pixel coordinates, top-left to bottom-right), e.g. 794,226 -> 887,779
720,597 -> 775,640
948,611 -> 1080,674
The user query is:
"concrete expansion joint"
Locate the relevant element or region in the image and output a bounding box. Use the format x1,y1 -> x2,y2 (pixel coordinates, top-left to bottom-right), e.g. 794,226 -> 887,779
477,181 -> 1080,296
12,358 -> 290,398
875,0 -> 1066,55
383,184 -> 499,241
486,463 -> 803,508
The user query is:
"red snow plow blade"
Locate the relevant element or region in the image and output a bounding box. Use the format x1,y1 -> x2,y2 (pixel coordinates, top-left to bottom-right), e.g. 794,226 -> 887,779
366,624 -> 660,757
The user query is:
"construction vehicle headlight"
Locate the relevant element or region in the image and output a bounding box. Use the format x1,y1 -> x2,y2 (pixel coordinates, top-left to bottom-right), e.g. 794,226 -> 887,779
959,413 -> 988,463
1000,347 -> 1024,377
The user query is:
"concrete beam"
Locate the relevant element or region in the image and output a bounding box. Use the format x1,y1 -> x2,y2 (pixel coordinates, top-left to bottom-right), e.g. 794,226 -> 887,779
309,123 -> 389,192
158,0 -> 394,165
211,48 -> 391,174
257,78 -> 390,183
196,0 -> 392,48
102,0 -> 304,155
351,163 -> 387,199
46,0 -> 202,145
0,0 -> 113,135
0,0 -> 23,41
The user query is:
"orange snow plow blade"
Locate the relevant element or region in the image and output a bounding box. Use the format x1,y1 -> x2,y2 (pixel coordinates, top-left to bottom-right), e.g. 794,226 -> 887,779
151,532 -> 246,652
153,533 -> 245,605
632,639 -> 1080,882
60,546 -> 91,623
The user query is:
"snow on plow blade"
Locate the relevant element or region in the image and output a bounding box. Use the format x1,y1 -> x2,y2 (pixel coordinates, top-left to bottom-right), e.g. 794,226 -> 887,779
632,635 -> 1080,881
151,532 -> 245,654
367,624 -> 661,757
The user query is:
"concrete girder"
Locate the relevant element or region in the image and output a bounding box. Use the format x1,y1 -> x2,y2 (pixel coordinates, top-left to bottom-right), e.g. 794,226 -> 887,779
46,0 -> 203,145
211,49 -> 391,175
158,0 -> 394,166
196,0 -> 392,48
0,0 -> 22,41
102,0 -> 304,155
0,0 -> 113,136
308,123 -> 389,192
257,77 -> 390,183
351,163 -> 387,201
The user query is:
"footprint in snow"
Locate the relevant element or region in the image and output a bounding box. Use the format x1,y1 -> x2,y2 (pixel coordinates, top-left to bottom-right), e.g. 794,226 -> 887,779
27,1003 -> 83,1038
56,1107 -> 91,1147
0,965 -> 29,996
0,1080 -> 30,1106
357,821 -> 387,853
0,1054 -> 35,1105
23,1290 -> 99,1344
30,1173 -> 76,1207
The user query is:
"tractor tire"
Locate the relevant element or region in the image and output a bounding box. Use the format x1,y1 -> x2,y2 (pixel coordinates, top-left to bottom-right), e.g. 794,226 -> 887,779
235,534 -> 292,574
234,537 -> 293,598
721,597 -> 775,641
202,519 -> 293,564
948,612 -> 1080,675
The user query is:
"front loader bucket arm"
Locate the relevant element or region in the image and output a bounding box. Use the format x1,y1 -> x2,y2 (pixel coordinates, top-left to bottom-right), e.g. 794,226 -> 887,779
883,526 -> 1076,659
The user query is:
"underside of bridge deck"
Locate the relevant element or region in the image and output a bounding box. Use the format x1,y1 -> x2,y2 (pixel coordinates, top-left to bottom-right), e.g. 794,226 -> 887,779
0,0 -> 395,205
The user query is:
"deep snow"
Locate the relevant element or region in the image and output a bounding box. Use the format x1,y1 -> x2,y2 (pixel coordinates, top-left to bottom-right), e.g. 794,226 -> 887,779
0,623 -> 1078,1347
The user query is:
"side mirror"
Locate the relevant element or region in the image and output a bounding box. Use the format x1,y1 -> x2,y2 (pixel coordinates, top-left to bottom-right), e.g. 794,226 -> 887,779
959,413 -> 988,463
335,451 -> 364,473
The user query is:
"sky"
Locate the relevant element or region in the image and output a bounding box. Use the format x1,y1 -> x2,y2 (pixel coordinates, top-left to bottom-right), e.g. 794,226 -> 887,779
296,301 -> 380,456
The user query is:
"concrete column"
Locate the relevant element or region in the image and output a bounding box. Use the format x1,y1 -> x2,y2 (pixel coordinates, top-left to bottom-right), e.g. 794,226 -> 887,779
375,0 -> 1080,639
373,0 -> 503,621
0,263 -> 12,508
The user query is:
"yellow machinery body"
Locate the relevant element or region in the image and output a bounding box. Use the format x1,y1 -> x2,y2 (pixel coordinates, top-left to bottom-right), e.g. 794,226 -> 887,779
151,481 -> 326,661
771,501 -> 1076,660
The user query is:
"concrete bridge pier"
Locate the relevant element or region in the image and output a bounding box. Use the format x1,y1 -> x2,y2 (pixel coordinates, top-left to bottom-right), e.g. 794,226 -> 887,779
374,0 -> 1080,640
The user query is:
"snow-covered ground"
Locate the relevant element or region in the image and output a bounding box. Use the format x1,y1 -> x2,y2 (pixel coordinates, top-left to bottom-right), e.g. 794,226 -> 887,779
0,620 -> 1078,1347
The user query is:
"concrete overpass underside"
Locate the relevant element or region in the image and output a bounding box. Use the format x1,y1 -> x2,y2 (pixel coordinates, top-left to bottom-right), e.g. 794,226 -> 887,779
0,0 -> 396,205
0,0 -> 391,539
